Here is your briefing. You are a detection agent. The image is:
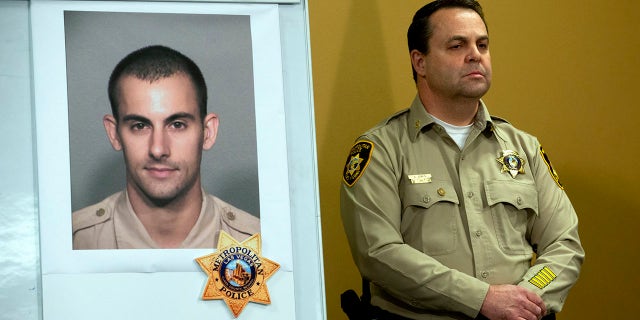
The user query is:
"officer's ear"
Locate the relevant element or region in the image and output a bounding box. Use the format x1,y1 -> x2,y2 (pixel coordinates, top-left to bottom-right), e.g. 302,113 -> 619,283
103,114 -> 123,151
410,49 -> 428,79
202,112 -> 219,151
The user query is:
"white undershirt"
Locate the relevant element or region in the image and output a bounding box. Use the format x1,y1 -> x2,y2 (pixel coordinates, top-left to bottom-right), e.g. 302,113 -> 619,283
430,114 -> 473,149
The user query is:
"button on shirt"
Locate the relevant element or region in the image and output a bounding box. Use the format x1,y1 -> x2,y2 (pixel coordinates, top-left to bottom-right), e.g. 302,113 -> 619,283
340,96 -> 584,319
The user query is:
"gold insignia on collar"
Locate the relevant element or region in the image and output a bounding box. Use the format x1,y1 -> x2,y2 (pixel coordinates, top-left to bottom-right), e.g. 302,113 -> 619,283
343,141 -> 374,187
195,232 -> 279,318
497,150 -> 526,178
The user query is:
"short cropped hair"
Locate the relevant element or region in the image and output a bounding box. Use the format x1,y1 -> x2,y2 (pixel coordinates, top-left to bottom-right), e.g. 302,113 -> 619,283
407,0 -> 487,82
107,45 -> 207,121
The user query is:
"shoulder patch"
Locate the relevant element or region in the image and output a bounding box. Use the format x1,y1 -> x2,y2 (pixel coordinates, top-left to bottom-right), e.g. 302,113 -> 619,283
540,146 -> 564,190
342,141 -> 374,187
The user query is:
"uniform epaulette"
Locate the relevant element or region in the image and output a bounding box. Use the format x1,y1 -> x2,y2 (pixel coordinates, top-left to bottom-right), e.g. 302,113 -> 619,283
363,108 -> 410,136
490,115 -> 511,124
383,108 -> 410,124
214,196 -> 260,236
72,202 -> 113,233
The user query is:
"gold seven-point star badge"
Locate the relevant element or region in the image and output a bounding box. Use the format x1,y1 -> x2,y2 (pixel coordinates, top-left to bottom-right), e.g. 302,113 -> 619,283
195,231 -> 279,318
497,150 -> 526,178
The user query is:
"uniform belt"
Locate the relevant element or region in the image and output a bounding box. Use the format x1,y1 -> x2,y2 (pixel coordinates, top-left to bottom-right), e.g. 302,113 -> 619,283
477,314 -> 556,320
368,305 -> 412,320
373,307 -> 557,320
342,278 -> 557,320
349,302 -> 556,320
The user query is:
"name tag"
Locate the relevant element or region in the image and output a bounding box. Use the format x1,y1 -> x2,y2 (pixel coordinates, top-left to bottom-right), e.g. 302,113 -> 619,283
408,174 -> 432,184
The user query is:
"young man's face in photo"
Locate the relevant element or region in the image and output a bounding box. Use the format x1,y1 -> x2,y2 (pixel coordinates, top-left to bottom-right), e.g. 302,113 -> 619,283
105,73 -> 217,204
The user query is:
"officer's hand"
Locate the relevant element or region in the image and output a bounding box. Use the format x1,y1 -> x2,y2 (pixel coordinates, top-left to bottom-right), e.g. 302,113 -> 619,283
479,284 -> 546,320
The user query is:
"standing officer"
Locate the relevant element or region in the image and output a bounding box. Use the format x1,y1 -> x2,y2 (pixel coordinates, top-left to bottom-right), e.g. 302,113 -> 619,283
340,1 -> 584,319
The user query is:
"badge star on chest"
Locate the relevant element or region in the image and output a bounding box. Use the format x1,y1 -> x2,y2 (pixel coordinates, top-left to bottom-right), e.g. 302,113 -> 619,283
497,150 -> 526,178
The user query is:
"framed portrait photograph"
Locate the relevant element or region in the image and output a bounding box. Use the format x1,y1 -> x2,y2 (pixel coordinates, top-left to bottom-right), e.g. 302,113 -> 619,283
33,0 -> 292,277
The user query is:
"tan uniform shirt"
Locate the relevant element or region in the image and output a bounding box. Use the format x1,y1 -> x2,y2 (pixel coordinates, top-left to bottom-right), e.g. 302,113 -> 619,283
340,97 -> 584,319
73,190 -> 260,249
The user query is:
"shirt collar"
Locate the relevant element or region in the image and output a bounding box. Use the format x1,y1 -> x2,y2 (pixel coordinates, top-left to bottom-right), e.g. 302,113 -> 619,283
114,191 -> 157,248
113,189 -> 210,249
408,95 -> 494,141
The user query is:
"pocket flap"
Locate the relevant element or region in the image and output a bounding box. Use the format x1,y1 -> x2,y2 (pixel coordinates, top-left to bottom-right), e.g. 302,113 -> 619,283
484,180 -> 539,215
403,180 -> 459,209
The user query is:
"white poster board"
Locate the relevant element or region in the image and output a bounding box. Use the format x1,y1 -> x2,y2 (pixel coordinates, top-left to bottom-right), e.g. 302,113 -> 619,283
31,1 -> 324,319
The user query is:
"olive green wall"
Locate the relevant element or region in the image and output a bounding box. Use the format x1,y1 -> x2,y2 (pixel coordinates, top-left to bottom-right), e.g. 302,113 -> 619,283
309,1 -> 640,319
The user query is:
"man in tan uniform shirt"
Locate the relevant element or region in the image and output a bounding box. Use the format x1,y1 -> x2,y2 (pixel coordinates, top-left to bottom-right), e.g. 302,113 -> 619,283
340,1 -> 584,319
73,45 -> 259,249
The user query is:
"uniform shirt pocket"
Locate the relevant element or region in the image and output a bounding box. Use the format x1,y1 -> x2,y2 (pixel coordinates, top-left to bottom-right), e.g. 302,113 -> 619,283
401,181 -> 460,255
485,180 -> 538,255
